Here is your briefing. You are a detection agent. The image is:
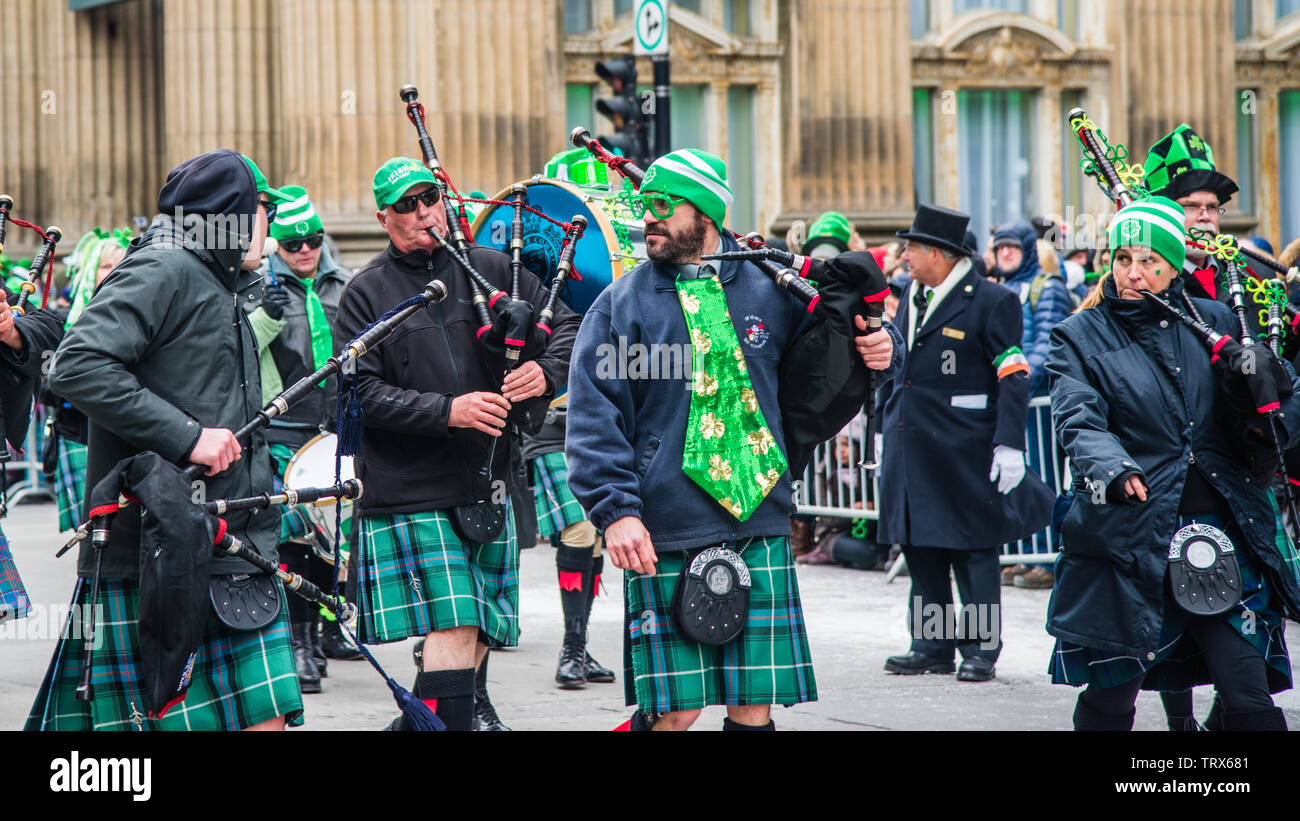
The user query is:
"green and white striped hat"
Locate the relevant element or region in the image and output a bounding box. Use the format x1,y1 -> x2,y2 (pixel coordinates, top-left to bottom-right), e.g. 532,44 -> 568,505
640,148 -> 732,230
269,185 -> 324,240
1107,195 -> 1186,270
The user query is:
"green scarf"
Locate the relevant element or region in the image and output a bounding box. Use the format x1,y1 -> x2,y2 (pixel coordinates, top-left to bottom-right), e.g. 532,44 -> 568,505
676,273 -> 787,521
302,277 -> 332,382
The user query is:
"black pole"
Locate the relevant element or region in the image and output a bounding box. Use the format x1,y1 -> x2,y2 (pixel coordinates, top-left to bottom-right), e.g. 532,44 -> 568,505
652,54 -> 671,162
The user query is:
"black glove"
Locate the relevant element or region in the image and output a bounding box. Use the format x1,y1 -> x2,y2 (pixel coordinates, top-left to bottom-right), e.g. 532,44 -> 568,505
262,283 -> 290,320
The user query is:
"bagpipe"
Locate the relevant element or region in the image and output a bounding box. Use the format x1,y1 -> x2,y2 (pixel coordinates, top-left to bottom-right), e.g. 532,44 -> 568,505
57,276 -> 452,730
1068,108 -> 1300,335
0,193 -> 61,317
567,126 -> 890,475
1068,108 -> 1300,524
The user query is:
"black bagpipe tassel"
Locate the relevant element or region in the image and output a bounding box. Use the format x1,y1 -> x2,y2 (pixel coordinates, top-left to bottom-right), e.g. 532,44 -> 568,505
337,373 -> 365,458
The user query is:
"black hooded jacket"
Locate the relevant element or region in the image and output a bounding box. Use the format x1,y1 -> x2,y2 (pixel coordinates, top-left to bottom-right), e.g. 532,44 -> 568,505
51,149 -> 278,578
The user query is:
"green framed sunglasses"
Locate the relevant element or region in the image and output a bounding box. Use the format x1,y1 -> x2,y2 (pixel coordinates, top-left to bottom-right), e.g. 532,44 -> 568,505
629,194 -> 687,221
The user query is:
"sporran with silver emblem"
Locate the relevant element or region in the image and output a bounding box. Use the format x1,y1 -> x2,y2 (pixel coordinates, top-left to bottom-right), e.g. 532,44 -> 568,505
671,545 -> 751,646
1167,522 -> 1242,616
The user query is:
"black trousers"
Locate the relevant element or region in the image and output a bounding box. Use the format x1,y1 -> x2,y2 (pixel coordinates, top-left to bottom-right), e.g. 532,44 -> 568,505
1081,615 -> 1274,716
902,545 -> 1002,662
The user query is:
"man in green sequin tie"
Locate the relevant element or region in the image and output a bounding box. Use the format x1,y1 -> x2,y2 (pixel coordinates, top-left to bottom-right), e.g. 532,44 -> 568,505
567,150 -> 902,731
246,184 -> 360,692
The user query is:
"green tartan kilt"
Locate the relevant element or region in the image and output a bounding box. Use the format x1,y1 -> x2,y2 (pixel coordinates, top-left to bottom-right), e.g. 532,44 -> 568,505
25,578 -> 304,731
55,438 -> 87,534
624,535 -> 817,714
354,505 -> 519,647
0,524 -> 31,622
532,451 -> 588,540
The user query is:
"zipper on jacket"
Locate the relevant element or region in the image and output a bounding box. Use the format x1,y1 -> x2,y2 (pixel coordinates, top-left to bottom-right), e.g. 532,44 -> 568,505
429,255 -> 476,499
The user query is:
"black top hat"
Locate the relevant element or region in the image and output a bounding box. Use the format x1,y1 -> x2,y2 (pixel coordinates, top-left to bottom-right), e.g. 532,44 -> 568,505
896,204 -> 974,257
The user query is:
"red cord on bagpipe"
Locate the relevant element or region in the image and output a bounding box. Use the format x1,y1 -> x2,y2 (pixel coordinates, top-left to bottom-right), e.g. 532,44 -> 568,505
7,215 -> 57,310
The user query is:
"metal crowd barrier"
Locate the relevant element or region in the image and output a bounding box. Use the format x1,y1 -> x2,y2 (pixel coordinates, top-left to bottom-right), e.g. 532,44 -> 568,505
792,396 -> 1066,568
4,408 -> 56,506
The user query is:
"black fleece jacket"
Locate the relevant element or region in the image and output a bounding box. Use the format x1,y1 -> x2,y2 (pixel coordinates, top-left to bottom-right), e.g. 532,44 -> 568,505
334,241 -> 578,515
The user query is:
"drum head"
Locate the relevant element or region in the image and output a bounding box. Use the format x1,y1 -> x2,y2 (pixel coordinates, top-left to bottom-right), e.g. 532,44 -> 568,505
472,178 -> 645,406
284,433 -> 355,508
471,177 -> 641,315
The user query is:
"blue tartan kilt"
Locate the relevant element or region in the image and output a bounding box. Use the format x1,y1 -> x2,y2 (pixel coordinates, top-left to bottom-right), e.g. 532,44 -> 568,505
0,524 -> 31,622
1049,514 -> 1291,693
532,451 -> 588,540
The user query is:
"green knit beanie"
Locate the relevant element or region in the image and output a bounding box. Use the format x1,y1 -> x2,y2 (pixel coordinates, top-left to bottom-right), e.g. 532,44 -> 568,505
269,185 -> 324,240
1108,195 -> 1186,270
805,211 -> 851,255
640,148 -> 732,230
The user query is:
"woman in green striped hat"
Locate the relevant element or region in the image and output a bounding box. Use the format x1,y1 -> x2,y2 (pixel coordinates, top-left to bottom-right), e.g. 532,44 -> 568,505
1044,196 -> 1300,730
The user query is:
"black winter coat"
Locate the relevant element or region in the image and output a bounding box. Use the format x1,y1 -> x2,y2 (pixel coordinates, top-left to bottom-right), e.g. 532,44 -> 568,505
1046,277 -> 1300,657
51,149 -> 279,579
876,263 -> 1054,549
334,241 -> 579,515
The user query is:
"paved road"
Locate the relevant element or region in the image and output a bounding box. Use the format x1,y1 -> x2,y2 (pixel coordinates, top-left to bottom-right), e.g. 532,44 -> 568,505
5,500 -> 1299,730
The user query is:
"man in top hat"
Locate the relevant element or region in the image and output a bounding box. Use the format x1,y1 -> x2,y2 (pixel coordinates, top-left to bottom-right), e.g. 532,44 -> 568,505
877,204 -> 1053,683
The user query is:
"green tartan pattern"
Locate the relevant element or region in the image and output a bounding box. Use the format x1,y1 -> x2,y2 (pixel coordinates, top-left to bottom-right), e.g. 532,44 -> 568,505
624,535 -> 817,714
26,578 -> 304,731
354,506 -> 519,646
532,451 -> 588,539
55,438 -> 87,533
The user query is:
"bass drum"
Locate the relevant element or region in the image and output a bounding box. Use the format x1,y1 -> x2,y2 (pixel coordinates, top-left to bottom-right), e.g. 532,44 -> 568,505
283,432 -> 355,566
470,177 -> 646,403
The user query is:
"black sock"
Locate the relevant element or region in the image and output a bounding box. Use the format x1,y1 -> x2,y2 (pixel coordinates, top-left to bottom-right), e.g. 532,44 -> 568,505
476,654 -> 488,694
723,717 -> 775,731
415,668 -> 476,731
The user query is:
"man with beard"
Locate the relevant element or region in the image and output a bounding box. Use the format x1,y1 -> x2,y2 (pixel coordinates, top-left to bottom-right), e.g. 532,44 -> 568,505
566,150 -> 901,730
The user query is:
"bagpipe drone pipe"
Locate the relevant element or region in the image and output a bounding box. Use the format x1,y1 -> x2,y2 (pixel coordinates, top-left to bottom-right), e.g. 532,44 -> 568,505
568,126 -> 890,476
1069,107 -> 1300,527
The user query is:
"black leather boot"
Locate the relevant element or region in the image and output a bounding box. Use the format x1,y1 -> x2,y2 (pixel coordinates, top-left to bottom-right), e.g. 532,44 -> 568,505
582,555 -> 615,683
292,621 -> 322,694
320,615 -> 363,661
310,612 -> 328,678
1072,692 -> 1134,731
472,657 -> 511,731
556,542 -> 593,689
556,615 -> 587,689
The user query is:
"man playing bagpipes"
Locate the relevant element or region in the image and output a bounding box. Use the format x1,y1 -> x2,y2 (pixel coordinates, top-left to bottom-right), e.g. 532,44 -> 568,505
335,158 -> 579,731
566,150 -> 902,730
26,150 -> 303,731
246,185 -> 362,694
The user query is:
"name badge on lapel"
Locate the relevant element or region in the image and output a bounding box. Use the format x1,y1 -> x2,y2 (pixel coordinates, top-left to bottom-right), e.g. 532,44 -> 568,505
941,327 -> 966,340
951,394 -> 988,410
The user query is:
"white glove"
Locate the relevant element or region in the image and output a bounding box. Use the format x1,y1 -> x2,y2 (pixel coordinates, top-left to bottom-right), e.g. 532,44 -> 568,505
989,445 -> 1026,495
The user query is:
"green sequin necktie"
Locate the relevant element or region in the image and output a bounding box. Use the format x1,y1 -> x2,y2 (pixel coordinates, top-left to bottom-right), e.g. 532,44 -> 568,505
302,278 -> 332,383
676,273 -> 788,521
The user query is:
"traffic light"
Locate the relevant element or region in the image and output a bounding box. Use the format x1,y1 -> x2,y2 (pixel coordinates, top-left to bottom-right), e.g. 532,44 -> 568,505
595,56 -> 650,169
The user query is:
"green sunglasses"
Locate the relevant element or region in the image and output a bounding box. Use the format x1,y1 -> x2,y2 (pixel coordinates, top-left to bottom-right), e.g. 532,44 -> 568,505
629,194 -> 687,221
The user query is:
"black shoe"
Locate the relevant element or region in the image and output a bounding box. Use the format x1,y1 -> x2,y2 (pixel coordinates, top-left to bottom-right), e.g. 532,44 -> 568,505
291,622 -> 322,694
556,640 -> 587,688
320,618 -> 363,661
883,650 -> 955,675
583,651 -> 616,683
472,689 -> 511,731
956,656 -> 996,682
310,616 -> 328,678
